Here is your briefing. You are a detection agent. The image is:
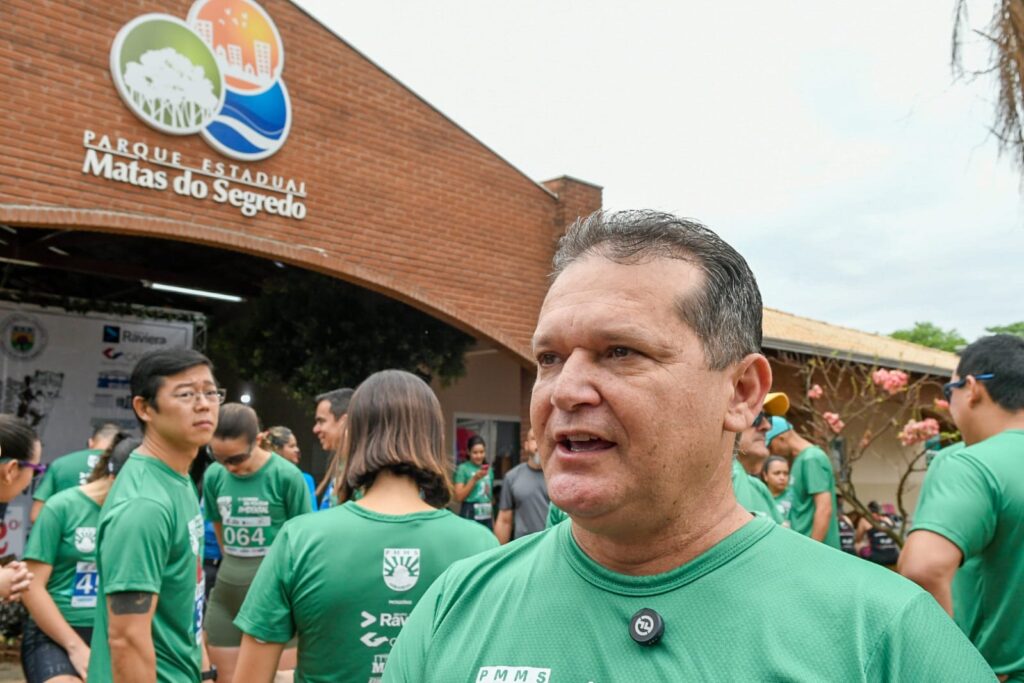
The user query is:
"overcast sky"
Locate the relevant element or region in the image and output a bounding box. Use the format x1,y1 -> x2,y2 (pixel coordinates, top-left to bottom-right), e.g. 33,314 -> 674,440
295,1 -> 1022,341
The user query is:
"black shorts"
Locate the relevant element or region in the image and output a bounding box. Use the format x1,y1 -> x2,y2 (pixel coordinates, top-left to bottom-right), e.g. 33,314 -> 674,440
21,619 -> 92,683
459,501 -> 494,530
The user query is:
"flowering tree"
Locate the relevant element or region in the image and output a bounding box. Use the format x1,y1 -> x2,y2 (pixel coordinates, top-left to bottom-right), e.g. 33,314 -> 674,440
775,353 -> 954,547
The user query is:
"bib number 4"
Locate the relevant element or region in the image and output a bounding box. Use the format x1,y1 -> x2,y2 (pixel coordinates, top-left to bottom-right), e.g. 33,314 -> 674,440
72,562 -> 99,608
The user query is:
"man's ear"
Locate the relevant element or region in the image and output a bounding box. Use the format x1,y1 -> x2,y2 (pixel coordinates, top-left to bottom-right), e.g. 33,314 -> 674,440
132,396 -> 153,426
966,376 -> 989,408
725,353 -> 772,434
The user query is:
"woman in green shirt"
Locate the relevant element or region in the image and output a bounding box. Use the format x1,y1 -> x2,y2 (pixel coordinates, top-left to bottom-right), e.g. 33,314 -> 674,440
21,433 -> 138,683
453,435 -> 495,529
233,369 -> 498,683
0,416 -> 44,604
761,455 -> 792,525
203,404 -> 312,683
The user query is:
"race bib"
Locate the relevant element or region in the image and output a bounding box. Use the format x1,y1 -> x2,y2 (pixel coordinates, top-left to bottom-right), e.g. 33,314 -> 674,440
71,561 -> 99,608
473,503 -> 493,521
223,516 -> 271,557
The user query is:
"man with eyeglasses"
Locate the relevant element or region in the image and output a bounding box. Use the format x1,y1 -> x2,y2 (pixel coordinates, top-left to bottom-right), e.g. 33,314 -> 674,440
731,392 -> 789,523
900,334 -> 1024,680
89,348 -> 222,683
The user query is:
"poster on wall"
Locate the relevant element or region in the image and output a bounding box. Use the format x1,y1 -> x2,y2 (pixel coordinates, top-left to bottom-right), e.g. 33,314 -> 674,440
0,303 -> 195,462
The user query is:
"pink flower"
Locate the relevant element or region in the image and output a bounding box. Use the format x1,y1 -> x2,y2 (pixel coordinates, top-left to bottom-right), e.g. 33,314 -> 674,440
823,411 -> 845,434
933,398 -> 950,411
807,384 -> 824,400
897,418 -> 940,446
872,368 -> 909,395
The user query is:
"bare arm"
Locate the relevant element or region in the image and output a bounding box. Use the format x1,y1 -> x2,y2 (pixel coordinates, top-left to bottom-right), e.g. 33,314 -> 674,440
30,500 -> 44,523
22,561 -> 90,677
494,510 -> 513,544
107,591 -> 158,683
234,633 -> 285,683
898,530 -> 962,616
810,491 -> 833,543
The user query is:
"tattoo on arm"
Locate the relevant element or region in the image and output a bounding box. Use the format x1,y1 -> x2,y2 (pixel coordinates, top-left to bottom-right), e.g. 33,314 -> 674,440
109,592 -> 154,615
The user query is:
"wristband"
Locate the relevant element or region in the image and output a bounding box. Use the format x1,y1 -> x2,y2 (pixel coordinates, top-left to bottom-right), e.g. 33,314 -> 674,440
201,666 -> 218,681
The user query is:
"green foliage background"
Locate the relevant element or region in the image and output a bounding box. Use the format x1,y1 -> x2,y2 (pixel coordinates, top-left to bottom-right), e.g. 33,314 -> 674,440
209,270 -> 474,401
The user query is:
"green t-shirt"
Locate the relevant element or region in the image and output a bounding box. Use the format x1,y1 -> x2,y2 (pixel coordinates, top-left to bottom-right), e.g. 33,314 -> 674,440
731,459 -> 783,524
33,449 -> 102,503
23,487 -> 100,627
912,429 -> 1024,678
454,461 -> 493,504
788,446 -> 841,548
234,501 -> 498,683
203,455 -> 311,558
773,488 -> 793,526
546,503 -> 568,528
88,454 -> 206,683
384,517 -> 995,681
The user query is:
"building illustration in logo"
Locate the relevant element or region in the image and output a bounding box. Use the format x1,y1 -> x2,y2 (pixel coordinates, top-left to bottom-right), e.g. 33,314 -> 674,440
1,315 -> 48,361
110,0 -> 291,161
382,548 -> 420,592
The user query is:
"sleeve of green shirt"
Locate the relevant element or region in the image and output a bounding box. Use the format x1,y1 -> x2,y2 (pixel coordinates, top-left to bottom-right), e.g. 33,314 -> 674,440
381,568 -> 447,682
23,500 -> 62,565
803,450 -> 834,496
864,591 -> 996,680
546,503 -> 568,528
454,463 -> 470,485
233,524 -> 296,643
32,468 -> 58,503
100,499 -> 172,594
911,454 -> 997,558
284,469 -> 312,516
203,468 -> 220,522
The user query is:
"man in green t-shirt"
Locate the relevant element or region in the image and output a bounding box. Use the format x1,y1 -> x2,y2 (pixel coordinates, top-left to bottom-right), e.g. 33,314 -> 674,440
901,334 -> 1024,680
766,416 -> 841,548
88,349 -> 222,683
30,423 -> 119,522
383,211 -> 992,681
732,392 -> 789,523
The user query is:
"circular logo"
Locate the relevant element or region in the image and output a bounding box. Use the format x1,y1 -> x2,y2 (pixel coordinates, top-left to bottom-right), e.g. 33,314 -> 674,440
629,608 -> 664,647
0,314 -> 48,361
634,615 -> 655,637
187,0 -> 291,160
110,14 -> 225,135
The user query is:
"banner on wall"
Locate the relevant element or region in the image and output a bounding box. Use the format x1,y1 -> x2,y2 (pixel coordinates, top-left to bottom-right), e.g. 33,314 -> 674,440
0,303 -> 195,462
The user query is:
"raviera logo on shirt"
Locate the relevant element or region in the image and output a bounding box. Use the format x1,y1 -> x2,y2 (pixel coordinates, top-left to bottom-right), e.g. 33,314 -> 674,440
382,548 -> 420,592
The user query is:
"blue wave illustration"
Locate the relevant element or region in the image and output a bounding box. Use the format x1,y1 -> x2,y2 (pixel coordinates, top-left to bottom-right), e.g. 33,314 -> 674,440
204,81 -> 290,157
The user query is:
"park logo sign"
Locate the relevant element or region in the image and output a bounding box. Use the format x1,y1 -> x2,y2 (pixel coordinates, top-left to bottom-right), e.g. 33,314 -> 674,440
110,0 -> 291,162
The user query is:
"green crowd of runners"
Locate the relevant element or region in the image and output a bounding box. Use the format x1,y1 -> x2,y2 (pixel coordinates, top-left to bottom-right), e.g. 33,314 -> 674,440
1,210 -> 1021,682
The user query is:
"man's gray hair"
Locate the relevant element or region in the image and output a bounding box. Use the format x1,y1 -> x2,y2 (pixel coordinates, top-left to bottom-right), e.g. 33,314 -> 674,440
552,210 -> 763,370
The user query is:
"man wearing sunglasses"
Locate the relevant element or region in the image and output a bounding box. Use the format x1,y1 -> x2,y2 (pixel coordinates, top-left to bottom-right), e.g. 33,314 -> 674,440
900,334 -> 1024,680
731,392 -> 789,523
89,348 -> 221,683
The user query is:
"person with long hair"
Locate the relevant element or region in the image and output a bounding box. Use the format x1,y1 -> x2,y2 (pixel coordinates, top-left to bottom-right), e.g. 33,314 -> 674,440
0,415 -> 43,602
453,435 -> 495,529
21,434 -> 139,683
233,370 -> 498,682
760,455 -> 792,525
203,404 -> 311,683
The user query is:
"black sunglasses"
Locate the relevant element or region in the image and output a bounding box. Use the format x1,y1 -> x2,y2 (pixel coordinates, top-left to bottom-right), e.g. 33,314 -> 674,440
752,411 -> 769,429
942,373 -> 995,402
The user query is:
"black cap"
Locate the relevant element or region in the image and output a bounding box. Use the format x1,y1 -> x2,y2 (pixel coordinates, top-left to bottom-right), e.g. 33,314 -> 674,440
629,608 -> 664,646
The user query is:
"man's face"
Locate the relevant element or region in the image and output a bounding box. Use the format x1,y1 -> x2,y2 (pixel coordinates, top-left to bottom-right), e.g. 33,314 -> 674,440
737,411 -> 771,461
137,365 -> 219,450
210,435 -> 254,475
531,255 -> 743,530
313,400 -> 345,452
524,429 -> 538,457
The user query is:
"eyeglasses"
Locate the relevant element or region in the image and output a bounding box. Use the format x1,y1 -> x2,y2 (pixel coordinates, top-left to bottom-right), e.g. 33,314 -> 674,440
942,373 -> 995,402
0,457 -> 47,477
752,411 -> 769,429
170,388 -> 227,405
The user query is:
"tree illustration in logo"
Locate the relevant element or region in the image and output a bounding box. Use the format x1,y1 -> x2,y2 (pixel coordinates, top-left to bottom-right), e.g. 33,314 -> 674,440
110,15 -> 224,135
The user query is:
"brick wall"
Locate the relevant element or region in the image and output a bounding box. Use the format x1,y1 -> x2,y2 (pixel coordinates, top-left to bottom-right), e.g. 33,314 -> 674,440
0,0 -> 602,363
